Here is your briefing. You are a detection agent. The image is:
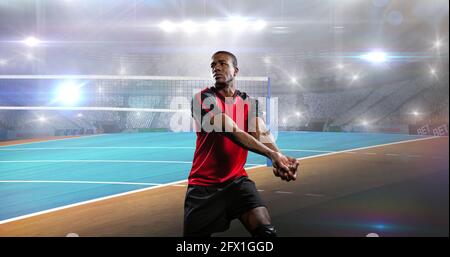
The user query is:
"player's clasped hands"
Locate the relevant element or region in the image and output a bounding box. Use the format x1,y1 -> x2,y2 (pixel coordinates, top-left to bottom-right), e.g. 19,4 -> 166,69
270,152 -> 299,182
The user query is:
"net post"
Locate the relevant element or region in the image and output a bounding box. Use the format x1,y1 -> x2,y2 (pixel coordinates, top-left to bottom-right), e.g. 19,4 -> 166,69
266,77 -> 272,167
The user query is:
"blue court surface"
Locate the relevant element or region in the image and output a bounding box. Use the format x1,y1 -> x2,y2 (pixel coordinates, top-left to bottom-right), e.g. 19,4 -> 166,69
0,132 -> 429,222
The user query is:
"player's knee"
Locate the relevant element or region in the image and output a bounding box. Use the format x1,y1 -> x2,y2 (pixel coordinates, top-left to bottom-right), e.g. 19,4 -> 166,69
251,224 -> 277,237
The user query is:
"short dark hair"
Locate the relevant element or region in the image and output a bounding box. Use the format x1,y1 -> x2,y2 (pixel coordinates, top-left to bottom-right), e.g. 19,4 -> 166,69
212,51 -> 238,68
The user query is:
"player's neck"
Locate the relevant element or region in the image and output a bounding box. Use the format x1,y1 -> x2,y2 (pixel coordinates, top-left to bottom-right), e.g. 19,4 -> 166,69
217,83 -> 236,97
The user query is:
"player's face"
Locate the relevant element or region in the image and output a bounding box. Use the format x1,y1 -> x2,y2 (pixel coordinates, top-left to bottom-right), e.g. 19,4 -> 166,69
210,53 -> 238,86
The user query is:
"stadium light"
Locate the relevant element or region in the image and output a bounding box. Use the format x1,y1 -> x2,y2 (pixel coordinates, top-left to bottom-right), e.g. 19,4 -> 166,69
25,53 -> 34,60
434,40 -> 442,49
430,68 -> 437,75
159,20 -> 176,33
77,113 -> 83,118
158,18 -> 267,33
295,111 -> 301,117
253,19 -> 266,31
351,74 -> 359,81
228,16 -> 247,31
263,56 -> 271,65
412,111 -> 419,116
290,77 -> 298,84
181,20 -> 198,33
56,81 -> 81,106
360,51 -> 387,64
337,64 -> 344,70
0,58 -> 7,66
23,36 -> 41,47
360,118 -> 371,126
38,116 -> 47,122
206,20 -> 220,34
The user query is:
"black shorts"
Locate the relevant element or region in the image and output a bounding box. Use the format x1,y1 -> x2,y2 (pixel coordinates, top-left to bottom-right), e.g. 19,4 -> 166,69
183,176 -> 266,237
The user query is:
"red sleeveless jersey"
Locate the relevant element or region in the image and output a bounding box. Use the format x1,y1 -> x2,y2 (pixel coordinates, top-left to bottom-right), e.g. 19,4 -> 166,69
188,86 -> 254,186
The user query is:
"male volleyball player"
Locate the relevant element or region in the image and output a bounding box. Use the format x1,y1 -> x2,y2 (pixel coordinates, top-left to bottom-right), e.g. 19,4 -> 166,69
184,51 -> 299,237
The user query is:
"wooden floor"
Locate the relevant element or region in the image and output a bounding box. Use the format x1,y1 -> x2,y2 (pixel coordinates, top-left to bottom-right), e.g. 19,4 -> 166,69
0,137 -> 448,237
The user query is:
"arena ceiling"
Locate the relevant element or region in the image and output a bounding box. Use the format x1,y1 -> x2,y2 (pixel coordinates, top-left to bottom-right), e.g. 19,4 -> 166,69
0,0 -> 448,92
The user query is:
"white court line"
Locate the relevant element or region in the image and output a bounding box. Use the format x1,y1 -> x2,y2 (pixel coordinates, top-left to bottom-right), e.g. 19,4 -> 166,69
281,149 -> 334,153
0,146 -> 196,151
385,153 -> 400,156
0,147 -> 332,153
295,136 -> 439,162
304,193 -> 325,197
0,135 -> 439,225
0,160 -> 193,164
0,134 -> 106,148
0,146 -> 330,153
0,145 -> 433,160
0,160 -> 263,166
274,191 -> 293,194
0,180 -> 186,187
0,180 -> 164,186
0,146 -> 426,159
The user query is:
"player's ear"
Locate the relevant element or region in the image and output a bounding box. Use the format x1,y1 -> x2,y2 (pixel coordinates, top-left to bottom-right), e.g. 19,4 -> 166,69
233,66 -> 239,77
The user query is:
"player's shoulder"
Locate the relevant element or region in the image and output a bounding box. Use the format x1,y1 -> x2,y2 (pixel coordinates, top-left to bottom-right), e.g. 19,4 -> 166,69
236,90 -> 259,106
235,89 -> 250,100
194,87 -> 216,98
192,87 -> 217,103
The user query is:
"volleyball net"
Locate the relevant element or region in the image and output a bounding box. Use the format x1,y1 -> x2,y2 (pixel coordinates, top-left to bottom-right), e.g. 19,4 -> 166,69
0,75 -> 274,139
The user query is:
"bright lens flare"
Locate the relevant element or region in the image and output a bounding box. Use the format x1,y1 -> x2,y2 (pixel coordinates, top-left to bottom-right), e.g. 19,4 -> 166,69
181,20 -> 198,33
253,20 -> 267,30
23,36 -> 41,47
56,82 -> 81,105
228,16 -> 247,32
159,20 -> 176,33
206,20 -> 220,34
360,51 -> 387,64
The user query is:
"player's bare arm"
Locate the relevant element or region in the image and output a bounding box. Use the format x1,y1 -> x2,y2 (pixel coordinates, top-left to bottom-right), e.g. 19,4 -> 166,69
249,117 -> 299,181
207,113 -> 298,181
